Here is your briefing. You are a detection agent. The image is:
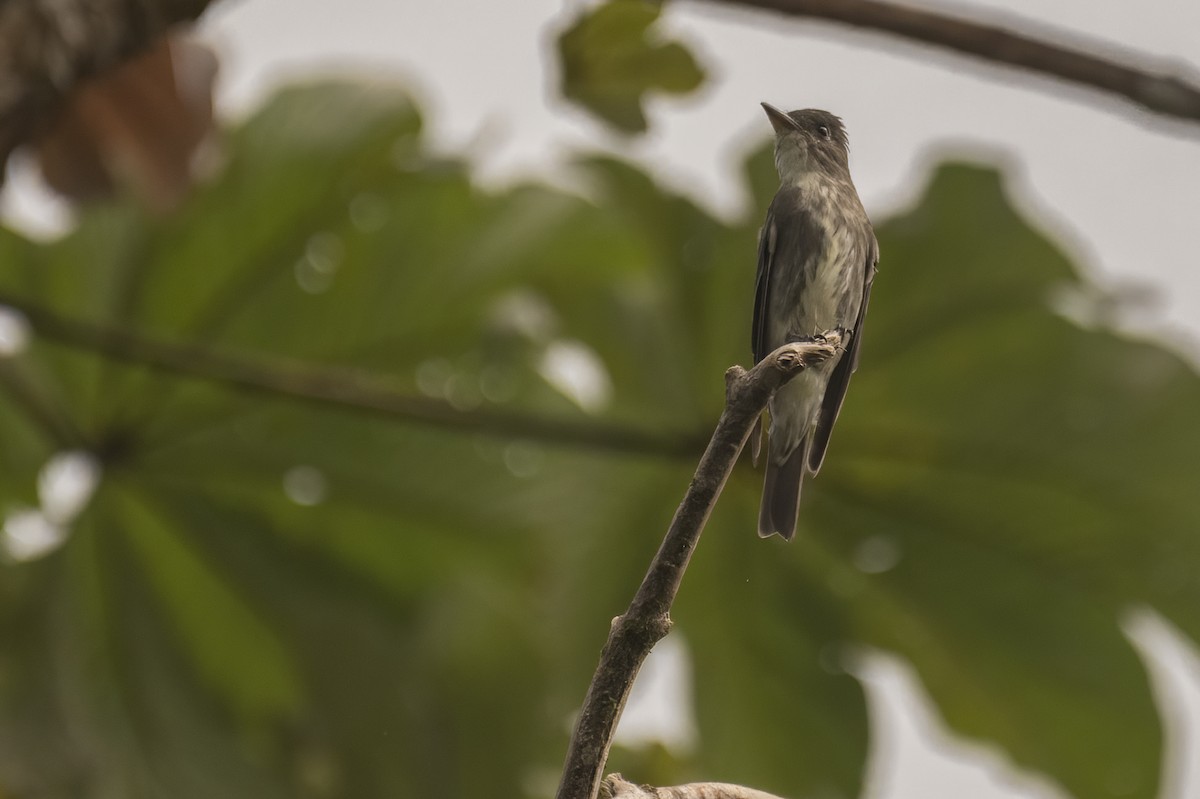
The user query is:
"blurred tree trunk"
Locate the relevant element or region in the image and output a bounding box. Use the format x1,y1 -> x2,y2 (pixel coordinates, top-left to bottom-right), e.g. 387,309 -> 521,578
0,0 -> 216,167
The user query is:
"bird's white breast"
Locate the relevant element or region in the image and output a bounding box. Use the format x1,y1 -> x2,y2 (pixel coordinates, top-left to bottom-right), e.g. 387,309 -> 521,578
783,175 -> 864,337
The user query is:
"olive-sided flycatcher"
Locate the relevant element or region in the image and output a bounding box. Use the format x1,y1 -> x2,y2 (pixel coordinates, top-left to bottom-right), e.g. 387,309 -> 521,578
754,103 -> 877,540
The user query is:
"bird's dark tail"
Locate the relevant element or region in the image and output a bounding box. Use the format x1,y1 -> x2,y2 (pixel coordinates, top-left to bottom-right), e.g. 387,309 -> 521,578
757,440 -> 807,541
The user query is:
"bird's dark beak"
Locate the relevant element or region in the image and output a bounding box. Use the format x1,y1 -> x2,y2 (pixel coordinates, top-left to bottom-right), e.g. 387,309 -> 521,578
761,102 -> 799,134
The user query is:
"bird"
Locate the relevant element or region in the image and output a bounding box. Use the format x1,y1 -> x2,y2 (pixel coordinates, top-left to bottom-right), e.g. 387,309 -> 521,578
753,103 -> 878,540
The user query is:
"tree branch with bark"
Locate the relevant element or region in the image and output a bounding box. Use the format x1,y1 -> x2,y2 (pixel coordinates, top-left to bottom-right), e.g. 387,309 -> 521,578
602,774 -> 788,799
703,0 -> 1200,128
554,335 -> 840,799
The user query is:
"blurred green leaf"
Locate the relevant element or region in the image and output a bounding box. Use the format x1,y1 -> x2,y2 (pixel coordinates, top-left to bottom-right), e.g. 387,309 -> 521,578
116,486 -> 302,723
681,494 -> 870,799
558,0 -> 705,133
790,162 -> 1192,799
0,79 -> 1197,799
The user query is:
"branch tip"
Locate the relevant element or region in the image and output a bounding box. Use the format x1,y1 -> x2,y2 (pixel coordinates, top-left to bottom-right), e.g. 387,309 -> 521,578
603,775 -> 791,799
712,0 -> 1200,129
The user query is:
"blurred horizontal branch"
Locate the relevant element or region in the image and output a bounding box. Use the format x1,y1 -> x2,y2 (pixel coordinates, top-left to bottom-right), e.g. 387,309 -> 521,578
0,295 -> 707,459
0,0 -> 216,166
711,0 -> 1200,130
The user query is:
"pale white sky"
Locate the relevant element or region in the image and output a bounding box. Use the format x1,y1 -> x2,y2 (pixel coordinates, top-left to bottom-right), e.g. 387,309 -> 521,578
197,1 -> 1200,798
5,0 -> 1198,796
204,0 -> 1200,345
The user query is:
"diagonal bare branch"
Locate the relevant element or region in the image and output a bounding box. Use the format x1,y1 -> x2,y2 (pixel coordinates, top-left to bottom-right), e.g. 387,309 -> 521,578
555,336 -> 841,799
705,0 -> 1200,130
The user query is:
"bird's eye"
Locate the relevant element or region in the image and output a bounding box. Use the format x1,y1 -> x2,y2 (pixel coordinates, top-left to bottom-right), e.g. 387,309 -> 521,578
817,125 -> 831,139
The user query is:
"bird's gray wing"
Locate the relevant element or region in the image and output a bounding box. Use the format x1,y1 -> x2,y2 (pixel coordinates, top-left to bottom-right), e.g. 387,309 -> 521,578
751,207 -> 777,364
752,191 -> 823,466
749,204 -> 779,464
752,188 -> 814,363
807,232 -> 878,474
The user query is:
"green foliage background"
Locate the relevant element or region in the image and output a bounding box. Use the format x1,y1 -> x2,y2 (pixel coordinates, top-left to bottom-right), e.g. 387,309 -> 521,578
0,12 -> 1198,798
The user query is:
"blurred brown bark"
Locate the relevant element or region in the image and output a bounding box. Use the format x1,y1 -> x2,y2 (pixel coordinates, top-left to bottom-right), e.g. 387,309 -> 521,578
0,0 -> 216,170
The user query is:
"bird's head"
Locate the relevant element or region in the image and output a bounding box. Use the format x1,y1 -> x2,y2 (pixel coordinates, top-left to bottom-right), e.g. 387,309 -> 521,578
761,103 -> 850,181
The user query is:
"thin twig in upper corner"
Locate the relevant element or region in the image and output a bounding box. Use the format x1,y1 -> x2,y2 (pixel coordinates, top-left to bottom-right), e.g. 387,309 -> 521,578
706,0 -> 1200,130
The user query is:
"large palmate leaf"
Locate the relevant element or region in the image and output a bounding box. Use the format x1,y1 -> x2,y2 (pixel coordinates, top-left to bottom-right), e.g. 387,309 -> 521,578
0,80 -> 1197,799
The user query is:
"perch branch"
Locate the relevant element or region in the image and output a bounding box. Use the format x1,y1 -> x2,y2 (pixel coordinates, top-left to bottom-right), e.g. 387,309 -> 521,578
707,0 -> 1200,129
554,335 -> 840,799
602,774 -> 788,799
0,295 -> 706,458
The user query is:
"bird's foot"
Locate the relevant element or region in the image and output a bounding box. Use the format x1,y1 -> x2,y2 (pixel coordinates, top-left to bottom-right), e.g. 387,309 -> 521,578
818,328 -> 850,353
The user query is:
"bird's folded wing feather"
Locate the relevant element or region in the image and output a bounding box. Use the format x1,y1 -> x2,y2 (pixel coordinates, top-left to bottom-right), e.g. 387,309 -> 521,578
808,233 -> 878,473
